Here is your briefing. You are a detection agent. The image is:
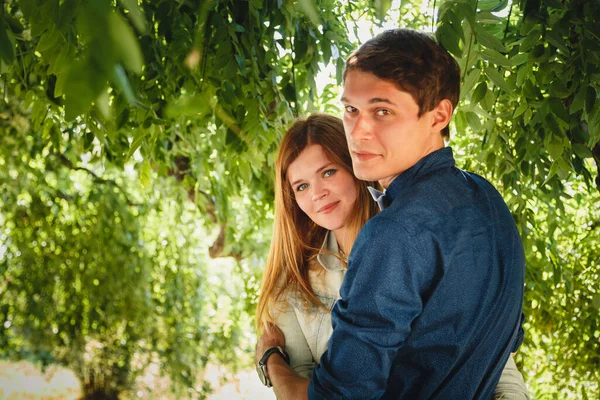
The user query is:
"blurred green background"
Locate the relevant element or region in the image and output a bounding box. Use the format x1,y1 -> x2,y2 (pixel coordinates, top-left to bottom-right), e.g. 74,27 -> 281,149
1,0 -> 599,398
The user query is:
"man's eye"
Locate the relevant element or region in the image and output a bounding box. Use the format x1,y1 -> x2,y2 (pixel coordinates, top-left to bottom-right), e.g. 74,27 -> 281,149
376,109 -> 391,116
345,105 -> 357,113
323,169 -> 336,177
296,183 -> 308,192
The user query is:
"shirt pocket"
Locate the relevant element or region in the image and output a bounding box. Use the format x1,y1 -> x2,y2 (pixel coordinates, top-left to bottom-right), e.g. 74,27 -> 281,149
289,291 -> 338,362
312,291 -> 337,362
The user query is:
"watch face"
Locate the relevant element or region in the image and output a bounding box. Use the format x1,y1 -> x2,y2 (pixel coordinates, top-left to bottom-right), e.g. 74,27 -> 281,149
257,364 -> 268,386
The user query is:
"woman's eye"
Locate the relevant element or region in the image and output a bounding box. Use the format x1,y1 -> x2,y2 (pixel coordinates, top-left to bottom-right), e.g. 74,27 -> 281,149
296,183 -> 308,192
323,169 -> 336,177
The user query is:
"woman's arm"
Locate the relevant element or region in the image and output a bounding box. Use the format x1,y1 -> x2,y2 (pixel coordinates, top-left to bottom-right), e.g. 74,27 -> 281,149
492,354 -> 530,399
271,300 -> 315,378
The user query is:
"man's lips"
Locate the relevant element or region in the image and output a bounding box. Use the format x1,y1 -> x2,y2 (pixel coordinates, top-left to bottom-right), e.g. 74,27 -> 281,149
318,201 -> 340,214
353,151 -> 380,162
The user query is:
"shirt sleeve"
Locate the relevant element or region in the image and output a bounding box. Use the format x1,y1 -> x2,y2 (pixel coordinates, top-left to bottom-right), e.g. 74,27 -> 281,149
511,312 -> 525,352
492,354 -> 530,399
308,217 -> 437,399
272,299 -> 315,379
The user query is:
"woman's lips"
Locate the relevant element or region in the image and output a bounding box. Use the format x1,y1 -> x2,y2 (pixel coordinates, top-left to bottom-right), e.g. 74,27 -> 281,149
318,201 -> 340,214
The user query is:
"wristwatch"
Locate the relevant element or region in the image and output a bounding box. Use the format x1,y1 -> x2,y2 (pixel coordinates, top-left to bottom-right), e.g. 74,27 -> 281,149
257,346 -> 290,387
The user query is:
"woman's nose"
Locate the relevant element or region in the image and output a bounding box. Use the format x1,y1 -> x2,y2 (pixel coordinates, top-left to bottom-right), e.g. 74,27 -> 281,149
311,183 -> 328,201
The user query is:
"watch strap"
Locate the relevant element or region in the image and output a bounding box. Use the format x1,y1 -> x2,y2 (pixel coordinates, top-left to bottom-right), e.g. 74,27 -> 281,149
258,346 -> 290,387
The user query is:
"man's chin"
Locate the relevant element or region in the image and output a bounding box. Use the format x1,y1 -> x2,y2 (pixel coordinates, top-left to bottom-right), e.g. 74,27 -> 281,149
353,168 -> 380,182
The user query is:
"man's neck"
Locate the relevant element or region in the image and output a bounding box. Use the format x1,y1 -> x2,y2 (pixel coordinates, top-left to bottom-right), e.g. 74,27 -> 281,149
379,144 -> 446,189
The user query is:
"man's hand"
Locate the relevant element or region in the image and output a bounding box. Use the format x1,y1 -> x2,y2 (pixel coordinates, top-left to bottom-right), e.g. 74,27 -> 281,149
256,323 -> 309,400
256,322 -> 285,364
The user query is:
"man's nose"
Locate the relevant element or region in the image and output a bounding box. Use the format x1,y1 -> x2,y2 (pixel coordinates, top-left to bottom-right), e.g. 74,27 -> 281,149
349,115 -> 373,142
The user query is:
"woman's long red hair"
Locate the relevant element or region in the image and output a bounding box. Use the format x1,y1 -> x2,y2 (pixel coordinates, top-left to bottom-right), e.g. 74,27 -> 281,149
256,114 -> 378,331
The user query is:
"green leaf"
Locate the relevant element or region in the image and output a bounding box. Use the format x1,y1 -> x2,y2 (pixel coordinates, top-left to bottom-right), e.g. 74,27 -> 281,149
480,48 -> 513,68
112,64 -> 137,105
472,81 -> 487,105
572,143 -> 593,159
297,0 -> 322,27
516,64 -> 531,87
140,159 -> 152,189
510,53 -> 528,66
543,161 -> 559,185
548,99 -> 569,123
546,29 -> 569,54
585,87 -> 596,114
481,88 -> 495,111
528,44 -> 546,62
36,27 -> 61,53
54,73 -> 67,98
96,90 -> 111,119
376,0 -> 393,20
447,9 -> 465,41
126,130 -> 150,162
231,23 -> 245,33
475,24 -> 506,53
49,45 -> 73,75
466,111 -> 482,131
545,114 -> 563,137
485,67 -> 514,92
520,29 -> 541,53
478,0 -> 504,11
586,103 -> 600,148
109,11 -> 143,74
513,101 -> 528,119
592,295 -> 600,311
548,80 -> 573,99
476,11 -> 502,24
570,85 -> 587,114
490,0 -> 508,12
118,0 -> 148,33
0,24 -> 16,64
436,24 -> 462,58
166,94 -> 211,118
57,0 -> 79,28
462,68 -> 480,96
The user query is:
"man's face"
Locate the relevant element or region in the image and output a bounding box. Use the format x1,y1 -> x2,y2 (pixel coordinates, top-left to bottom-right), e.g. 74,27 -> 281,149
341,70 -> 446,188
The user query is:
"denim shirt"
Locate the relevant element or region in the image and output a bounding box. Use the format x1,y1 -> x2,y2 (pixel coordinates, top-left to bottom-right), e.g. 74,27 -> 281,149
308,147 -> 527,399
273,229 -> 529,399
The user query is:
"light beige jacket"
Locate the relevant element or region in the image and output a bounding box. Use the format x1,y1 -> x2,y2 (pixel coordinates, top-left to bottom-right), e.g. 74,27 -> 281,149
273,231 -> 530,399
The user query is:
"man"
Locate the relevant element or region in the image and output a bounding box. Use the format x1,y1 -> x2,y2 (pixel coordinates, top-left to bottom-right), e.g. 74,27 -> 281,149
257,28 -> 525,399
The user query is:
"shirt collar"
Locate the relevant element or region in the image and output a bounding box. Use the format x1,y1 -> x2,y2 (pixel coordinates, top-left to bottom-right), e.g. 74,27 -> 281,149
368,186 -> 388,211
385,147 -> 456,204
317,231 -> 346,272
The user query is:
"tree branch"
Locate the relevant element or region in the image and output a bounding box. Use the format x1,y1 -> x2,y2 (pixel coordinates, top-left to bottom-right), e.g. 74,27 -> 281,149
55,153 -> 143,206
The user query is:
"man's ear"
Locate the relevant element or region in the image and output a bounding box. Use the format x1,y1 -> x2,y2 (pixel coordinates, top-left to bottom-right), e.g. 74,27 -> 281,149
430,99 -> 453,133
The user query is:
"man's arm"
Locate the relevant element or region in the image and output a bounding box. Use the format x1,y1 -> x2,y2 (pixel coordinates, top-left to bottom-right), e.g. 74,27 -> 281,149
268,355 -> 309,400
308,218 -> 435,399
256,323 -> 309,400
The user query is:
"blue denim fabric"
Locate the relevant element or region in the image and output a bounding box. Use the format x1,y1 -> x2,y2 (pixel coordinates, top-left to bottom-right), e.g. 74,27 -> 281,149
308,147 -> 525,399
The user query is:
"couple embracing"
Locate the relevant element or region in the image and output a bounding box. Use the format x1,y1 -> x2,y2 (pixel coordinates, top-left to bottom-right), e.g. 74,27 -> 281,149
255,28 -> 528,400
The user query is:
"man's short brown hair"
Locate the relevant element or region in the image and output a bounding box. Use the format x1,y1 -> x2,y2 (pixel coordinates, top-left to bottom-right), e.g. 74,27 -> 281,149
344,29 -> 461,139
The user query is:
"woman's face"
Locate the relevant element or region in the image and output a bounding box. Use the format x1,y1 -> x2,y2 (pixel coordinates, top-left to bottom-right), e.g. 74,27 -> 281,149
287,144 -> 359,235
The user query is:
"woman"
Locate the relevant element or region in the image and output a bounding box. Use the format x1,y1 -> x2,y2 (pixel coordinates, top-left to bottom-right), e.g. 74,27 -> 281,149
256,114 -> 528,398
